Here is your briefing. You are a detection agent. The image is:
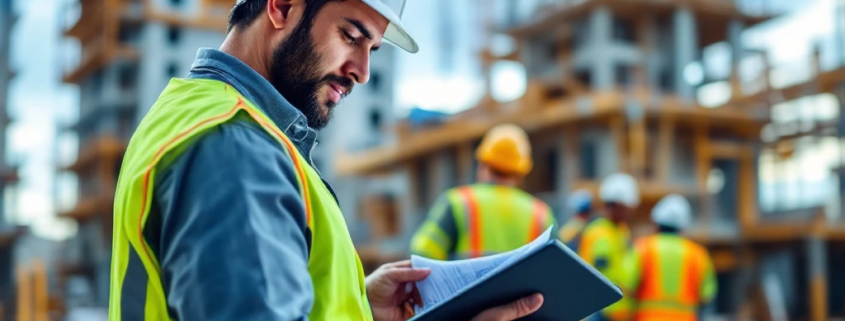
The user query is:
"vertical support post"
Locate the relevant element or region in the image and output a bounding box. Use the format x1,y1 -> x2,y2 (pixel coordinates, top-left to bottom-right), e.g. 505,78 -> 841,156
405,163 -> 420,218
656,114 -> 674,182
628,105 -> 647,178
738,145 -> 757,227
673,5 -> 698,103
430,151 -> 453,200
806,229 -> 828,321
33,261 -> 46,321
457,143 -> 474,185
694,123 -> 711,223
558,128 -> 580,209
610,115 -> 629,173
635,14 -> 657,91
16,265 -> 31,321
589,6 -> 615,91
728,19 -> 745,100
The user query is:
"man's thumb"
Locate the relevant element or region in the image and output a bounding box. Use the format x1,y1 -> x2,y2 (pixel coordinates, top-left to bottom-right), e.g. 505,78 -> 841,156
473,294 -> 543,321
387,268 -> 432,283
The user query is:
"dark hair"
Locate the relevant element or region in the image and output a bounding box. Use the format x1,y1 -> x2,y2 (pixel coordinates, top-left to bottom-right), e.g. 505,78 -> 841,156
227,0 -> 339,33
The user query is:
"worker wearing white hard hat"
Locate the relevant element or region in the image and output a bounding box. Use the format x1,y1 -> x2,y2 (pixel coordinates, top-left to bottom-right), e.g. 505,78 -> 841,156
109,1 -> 543,320
621,194 -> 718,321
573,173 -> 640,321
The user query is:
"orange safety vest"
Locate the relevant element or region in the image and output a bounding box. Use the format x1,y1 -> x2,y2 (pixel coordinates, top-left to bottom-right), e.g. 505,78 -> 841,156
631,234 -> 715,321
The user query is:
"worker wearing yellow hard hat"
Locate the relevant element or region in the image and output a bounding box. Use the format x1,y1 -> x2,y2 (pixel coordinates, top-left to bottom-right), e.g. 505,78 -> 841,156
575,173 -> 639,321
410,124 -> 556,260
621,194 -> 717,321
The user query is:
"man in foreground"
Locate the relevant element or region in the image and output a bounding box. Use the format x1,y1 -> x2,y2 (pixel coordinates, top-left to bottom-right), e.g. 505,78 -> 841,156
410,124 -> 556,260
108,0 -> 542,320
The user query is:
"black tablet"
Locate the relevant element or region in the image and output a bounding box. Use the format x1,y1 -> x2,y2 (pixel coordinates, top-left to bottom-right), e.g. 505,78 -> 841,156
410,241 -> 623,321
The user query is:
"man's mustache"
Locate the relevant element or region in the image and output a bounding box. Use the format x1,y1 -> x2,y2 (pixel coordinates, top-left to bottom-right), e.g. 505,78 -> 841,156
320,75 -> 354,97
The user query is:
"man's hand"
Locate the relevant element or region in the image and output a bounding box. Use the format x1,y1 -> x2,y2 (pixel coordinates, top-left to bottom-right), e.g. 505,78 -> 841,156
366,260 -> 431,321
471,294 -> 544,321
366,261 -> 543,321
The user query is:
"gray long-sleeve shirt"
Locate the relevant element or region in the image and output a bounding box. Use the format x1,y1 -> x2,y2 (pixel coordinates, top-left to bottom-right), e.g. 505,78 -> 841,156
142,48 -> 324,320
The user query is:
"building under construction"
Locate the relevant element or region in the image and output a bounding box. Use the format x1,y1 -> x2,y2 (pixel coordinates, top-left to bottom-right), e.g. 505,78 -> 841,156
56,0 -> 231,315
338,0 -> 845,320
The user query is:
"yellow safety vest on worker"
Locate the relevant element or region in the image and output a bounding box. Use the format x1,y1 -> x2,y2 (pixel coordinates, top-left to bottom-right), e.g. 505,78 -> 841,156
622,234 -> 717,321
108,78 -> 373,321
411,184 -> 555,260
577,216 -> 632,321
559,216 -> 588,244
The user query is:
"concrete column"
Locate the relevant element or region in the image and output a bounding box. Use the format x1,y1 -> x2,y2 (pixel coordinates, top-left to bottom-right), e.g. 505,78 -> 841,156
806,235 -> 828,321
728,19 -> 744,71
556,129 -> 579,221
728,19 -> 745,98
638,14 -> 659,89
673,6 -> 698,102
589,6 -> 615,90
457,143 -> 475,185
428,151 -> 455,205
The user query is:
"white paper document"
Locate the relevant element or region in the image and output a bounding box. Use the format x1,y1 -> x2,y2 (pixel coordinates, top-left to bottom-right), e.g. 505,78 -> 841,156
411,227 -> 553,314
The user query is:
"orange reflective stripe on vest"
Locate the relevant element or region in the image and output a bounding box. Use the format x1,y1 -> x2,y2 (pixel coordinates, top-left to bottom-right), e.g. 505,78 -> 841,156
634,235 -> 703,321
528,200 -> 547,242
456,187 -> 548,258
457,187 -> 483,258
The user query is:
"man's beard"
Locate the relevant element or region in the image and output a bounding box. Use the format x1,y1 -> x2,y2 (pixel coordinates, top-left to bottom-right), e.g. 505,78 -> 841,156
268,19 -> 353,130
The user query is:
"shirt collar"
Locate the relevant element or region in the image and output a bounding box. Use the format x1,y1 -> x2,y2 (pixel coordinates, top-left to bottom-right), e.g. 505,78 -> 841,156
187,48 -> 319,163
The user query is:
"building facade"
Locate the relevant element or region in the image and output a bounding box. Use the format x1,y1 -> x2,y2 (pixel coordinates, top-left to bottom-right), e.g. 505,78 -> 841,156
59,0 -> 229,311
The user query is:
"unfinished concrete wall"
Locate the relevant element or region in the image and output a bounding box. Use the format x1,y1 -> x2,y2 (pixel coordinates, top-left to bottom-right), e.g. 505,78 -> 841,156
136,23 -> 225,122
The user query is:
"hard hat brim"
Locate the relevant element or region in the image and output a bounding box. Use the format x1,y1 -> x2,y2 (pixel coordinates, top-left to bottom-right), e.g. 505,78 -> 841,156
360,0 -> 419,53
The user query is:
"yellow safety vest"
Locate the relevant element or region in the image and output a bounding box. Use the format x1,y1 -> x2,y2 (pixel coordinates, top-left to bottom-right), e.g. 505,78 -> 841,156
108,78 -> 373,321
622,234 -> 717,321
559,215 -> 588,244
578,217 -> 632,321
411,184 -> 555,260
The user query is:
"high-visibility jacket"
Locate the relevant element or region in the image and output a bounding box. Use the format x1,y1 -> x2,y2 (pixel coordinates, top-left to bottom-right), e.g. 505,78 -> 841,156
108,78 -> 373,321
576,217 -> 632,321
622,234 -> 717,321
410,184 -> 555,260
559,215 -> 588,245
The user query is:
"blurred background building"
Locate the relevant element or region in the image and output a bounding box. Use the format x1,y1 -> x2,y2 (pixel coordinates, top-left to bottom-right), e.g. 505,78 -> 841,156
0,0 -> 843,320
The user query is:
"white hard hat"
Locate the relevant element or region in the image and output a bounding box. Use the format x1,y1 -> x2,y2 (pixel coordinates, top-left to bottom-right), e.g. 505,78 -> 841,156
651,194 -> 693,230
599,173 -> 640,208
235,0 -> 418,53
360,0 -> 419,53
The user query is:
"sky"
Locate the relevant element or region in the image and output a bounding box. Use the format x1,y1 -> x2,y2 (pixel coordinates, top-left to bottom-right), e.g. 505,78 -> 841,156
4,0 -> 845,240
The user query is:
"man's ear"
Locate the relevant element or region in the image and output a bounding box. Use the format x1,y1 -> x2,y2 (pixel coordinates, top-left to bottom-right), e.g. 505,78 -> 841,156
266,0 -> 296,30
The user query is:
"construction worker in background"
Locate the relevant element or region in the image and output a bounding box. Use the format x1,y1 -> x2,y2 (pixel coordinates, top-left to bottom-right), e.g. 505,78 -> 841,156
575,173 -> 639,321
621,194 -> 717,321
108,0 -> 543,320
559,189 -> 593,245
410,124 -> 556,260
